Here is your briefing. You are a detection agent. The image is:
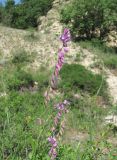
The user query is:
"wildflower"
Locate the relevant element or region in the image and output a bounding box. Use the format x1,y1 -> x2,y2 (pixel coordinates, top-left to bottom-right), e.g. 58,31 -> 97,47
48,136 -> 57,147
60,28 -> 71,46
63,100 -> 70,105
47,29 -> 71,159
48,136 -> 57,159
56,103 -> 64,110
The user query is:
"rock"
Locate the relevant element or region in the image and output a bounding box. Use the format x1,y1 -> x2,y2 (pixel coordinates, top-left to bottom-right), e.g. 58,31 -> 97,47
106,72 -> 117,104
105,115 -> 117,127
37,16 -> 46,25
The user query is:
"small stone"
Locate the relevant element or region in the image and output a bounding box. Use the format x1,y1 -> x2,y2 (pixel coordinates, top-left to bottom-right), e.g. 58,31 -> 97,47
105,115 -> 117,127
73,93 -> 81,99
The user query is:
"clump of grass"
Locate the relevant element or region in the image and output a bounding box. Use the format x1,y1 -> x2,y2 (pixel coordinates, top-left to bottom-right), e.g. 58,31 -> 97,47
12,49 -> 34,66
74,53 -> 81,62
60,64 -> 107,96
103,55 -> 117,69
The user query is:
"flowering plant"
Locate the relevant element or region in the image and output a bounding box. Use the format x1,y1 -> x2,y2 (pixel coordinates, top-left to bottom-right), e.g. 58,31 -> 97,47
45,29 -> 71,159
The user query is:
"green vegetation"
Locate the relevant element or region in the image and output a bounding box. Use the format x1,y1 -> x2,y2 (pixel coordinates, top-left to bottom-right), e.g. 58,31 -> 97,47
7,69 -> 34,91
0,49 -> 48,92
61,96 -> 117,160
60,64 -> 107,96
61,0 -> 117,39
0,0 -> 53,29
104,56 -> 117,69
0,49 -> 116,159
0,91 -> 52,159
0,50 -> 52,159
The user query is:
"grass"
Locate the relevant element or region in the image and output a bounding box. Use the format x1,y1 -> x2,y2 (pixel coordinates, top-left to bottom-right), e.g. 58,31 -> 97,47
0,91 -> 53,159
0,47 -> 117,159
60,64 -> 107,97
0,53 -> 53,159
79,39 -> 117,70
104,55 -> 117,69
0,50 -> 54,159
59,63 -> 116,159
62,95 -> 117,160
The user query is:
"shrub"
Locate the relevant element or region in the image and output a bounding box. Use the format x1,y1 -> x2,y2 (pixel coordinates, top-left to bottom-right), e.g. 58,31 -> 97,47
7,69 -> 34,90
0,0 -> 53,29
60,64 -> 107,96
61,0 -> 117,39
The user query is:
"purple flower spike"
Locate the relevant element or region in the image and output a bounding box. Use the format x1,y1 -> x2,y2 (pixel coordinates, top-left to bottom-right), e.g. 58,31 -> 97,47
48,136 -> 57,159
56,103 -> 65,110
60,28 -> 71,46
64,47 -> 69,52
48,136 -> 57,146
47,29 -> 71,159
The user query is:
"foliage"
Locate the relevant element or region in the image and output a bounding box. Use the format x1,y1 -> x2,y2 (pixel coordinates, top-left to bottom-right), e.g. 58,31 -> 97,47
0,49 -> 116,159
0,90 -> 116,159
0,91 -> 52,159
0,57 -> 52,159
0,0 -> 53,29
0,4 -> 3,22
60,64 -> 107,96
1,0 -> 15,26
61,0 -> 117,39
7,69 -> 34,91
58,139 -> 117,160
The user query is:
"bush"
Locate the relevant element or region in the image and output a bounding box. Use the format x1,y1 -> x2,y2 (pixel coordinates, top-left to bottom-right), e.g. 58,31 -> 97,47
7,69 -> 34,90
60,64 -> 107,96
61,0 -> 117,39
0,0 -> 53,29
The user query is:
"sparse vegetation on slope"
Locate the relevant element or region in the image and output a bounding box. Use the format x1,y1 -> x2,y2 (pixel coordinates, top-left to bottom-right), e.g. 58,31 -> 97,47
79,39 -> 117,70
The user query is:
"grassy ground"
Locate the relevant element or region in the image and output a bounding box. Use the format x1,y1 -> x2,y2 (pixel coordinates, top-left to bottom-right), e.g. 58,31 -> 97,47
0,48 -> 117,159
